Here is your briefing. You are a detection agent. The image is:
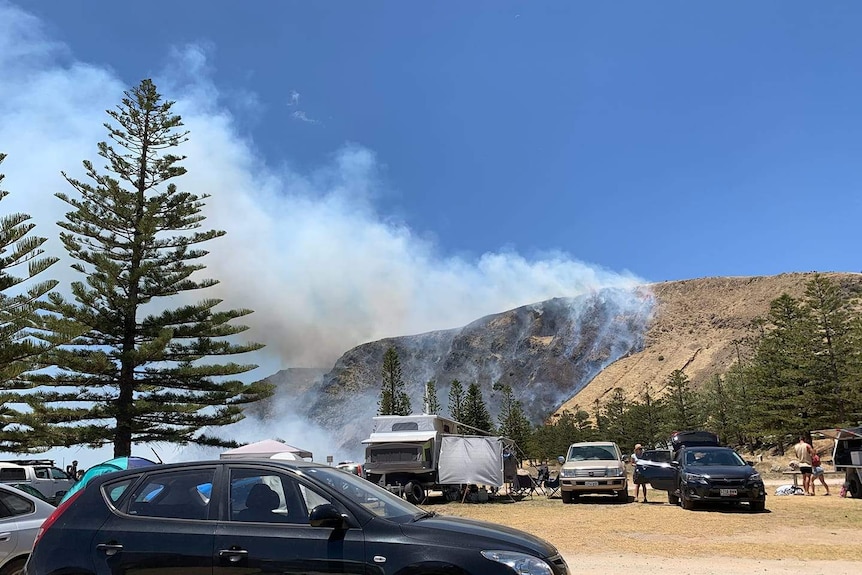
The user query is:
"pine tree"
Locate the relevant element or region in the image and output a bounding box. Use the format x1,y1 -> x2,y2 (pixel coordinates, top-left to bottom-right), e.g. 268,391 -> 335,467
493,382 -> 531,449
701,373 -> 734,444
423,379 -> 440,414
462,382 -> 493,433
660,369 -> 703,433
802,274 -> 856,424
746,294 -> 816,444
603,387 -> 629,446
36,80 -> 271,457
379,346 -> 411,415
0,153 -> 81,451
447,379 -> 465,422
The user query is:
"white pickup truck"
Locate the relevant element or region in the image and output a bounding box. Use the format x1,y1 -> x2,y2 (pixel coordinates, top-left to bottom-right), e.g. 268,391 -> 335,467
0,460 -> 75,504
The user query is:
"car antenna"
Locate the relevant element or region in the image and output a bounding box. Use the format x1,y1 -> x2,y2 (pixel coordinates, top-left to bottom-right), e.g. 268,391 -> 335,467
150,447 -> 163,464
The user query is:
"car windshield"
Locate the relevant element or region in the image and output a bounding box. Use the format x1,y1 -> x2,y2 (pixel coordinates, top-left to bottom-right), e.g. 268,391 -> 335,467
302,467 -> 422,521
567,445 -> 618,461
685,450 -> 746,466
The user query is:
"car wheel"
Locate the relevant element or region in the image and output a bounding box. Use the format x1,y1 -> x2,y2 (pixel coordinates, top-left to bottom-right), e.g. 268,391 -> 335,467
848,477 -> 861,499
561,490 -> 572,504
0,557 -> 27,575
405,482 -> 426,504
749,500 -> 765,513
667,491 -> 679,505
681,495 -> 695,510
616,487 -> 628,503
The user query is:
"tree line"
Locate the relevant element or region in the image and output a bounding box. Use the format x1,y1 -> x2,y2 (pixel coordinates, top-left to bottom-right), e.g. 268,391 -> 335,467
1,80 -> 272,457
378,274 -> 862,459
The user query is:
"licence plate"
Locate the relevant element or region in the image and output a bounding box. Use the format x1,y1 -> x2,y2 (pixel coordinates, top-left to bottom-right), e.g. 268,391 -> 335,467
719,489 -> 737,496
585,481 -> 599,487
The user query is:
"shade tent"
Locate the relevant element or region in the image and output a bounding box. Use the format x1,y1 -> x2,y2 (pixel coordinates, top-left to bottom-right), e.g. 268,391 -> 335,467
59,456 -> 158,504
219,439 -> 313,460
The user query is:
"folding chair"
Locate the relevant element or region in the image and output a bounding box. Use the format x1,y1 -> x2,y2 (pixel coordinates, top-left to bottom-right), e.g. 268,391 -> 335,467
543,473 -> 561,499
510,472 -> 534,499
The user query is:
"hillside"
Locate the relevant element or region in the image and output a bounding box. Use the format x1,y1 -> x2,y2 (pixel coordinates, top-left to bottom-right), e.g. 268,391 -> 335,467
557,272 -> 862,416
262,272 -> 862,455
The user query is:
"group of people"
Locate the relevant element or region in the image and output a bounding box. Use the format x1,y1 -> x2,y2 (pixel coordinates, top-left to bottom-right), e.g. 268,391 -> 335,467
630,436 -> 835,501
792,435 -> 830,496
66,460 -> 86,482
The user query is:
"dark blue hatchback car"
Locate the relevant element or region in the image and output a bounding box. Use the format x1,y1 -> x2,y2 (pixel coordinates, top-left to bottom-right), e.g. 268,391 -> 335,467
25,459 -> 568,574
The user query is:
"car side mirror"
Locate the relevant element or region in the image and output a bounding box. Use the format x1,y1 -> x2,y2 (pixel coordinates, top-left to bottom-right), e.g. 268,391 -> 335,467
670,461 -> 680,468
309,504 -> 347,529
622,455 -> 630,463
746,460 -> 755,466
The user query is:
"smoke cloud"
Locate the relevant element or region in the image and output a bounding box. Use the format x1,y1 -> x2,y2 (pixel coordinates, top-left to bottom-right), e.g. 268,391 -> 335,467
0,3 -> 650,466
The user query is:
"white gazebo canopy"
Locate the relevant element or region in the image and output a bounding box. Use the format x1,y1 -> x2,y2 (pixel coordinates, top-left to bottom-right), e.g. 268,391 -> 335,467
219,439 -> 313,460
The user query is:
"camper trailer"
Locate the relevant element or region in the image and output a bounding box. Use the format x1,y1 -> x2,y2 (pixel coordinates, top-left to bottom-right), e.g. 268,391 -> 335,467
815,426 -> 862,499
362,414 -> 517,504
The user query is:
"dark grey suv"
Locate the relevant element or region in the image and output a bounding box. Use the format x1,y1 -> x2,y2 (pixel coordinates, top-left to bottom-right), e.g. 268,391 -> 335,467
26,459 -> 568,574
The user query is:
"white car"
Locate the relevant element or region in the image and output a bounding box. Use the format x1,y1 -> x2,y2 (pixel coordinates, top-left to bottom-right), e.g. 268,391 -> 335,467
0,483 -> 55,574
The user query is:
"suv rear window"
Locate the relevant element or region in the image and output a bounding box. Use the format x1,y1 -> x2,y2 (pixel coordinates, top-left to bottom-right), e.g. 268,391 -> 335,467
0,468 -> 26,481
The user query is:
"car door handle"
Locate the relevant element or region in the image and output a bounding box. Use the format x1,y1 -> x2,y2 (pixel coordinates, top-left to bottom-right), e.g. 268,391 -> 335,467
219,548 -> 249,563
96,543 -> 124,556
0,532 -> 10,541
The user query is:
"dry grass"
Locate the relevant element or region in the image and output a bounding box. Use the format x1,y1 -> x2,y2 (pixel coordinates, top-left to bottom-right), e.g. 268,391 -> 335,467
423,492 -> 862,561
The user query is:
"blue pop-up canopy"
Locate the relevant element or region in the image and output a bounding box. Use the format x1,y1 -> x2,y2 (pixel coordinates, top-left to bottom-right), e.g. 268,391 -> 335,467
58,456 -> 158,505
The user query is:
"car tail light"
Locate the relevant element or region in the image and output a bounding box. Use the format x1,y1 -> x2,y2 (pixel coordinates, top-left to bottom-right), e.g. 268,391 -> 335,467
33,488 -> 84,548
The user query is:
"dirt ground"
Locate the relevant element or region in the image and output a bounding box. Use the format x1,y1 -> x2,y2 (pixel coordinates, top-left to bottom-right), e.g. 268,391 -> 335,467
422,476 -> 862,575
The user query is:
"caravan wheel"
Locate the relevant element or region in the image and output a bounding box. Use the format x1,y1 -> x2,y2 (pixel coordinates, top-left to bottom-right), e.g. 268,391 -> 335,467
405,482 -> 426,504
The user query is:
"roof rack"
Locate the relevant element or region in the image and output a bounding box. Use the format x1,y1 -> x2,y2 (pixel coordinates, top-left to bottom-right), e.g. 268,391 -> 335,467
0,459 -> 56,467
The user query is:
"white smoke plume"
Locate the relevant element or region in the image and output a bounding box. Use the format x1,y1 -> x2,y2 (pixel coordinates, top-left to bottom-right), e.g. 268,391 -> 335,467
0,3 -> 649,466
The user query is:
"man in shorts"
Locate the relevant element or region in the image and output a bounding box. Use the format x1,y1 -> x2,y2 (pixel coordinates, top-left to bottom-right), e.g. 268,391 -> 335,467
631,444 -> 648,502
793,435 -> 814,496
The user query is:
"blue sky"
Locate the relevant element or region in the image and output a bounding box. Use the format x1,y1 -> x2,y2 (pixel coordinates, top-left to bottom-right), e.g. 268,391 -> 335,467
19,1 -> 862,282
2,0 -> 861,467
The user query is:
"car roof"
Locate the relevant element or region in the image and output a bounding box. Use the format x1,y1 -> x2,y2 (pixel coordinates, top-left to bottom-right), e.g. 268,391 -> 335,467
569,442 -> 618,447
681,446 -> 735,452
88,458 -> 327,479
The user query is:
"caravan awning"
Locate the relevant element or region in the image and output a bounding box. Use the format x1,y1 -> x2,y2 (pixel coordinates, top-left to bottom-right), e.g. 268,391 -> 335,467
362,431 -> 437,444
813,428 -> 862,440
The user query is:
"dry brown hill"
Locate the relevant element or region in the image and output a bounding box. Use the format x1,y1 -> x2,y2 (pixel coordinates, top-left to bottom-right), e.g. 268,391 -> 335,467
557,271 -> 862,416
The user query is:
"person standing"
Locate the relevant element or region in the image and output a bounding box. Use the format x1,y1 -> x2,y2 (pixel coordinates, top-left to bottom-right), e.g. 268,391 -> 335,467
631,444 -> 648,503
811,451 -> 831,495
793,435 -> 815,496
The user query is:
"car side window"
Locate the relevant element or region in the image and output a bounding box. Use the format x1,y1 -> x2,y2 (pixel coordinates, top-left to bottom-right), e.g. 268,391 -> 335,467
34,467 -> 50,479
51,467 -> 71,480
103,476 -> 140,506
229,468 -> 329,524
0,490 -> 35,518
127,468 -> 214,520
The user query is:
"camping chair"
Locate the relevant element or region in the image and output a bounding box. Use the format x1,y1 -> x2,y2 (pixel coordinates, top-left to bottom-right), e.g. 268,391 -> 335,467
543,472 -> 561,499
512,471 -> 544,499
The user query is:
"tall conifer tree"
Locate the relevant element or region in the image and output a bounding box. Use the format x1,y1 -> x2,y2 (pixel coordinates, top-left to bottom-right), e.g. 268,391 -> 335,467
378,346 -> 411,415
38,81 -> 271,457
0,154 -> 80,450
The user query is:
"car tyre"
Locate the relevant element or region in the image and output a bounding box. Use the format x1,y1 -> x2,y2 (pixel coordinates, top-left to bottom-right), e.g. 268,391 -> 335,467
749,500 -> 765,513
847,476 -> 861,499
681,494 -> 695,510
616,487 -> 628,503
405,482 -> 425,505
0,557 -> 27,575
667,491 -> 679,505
561,490 -> 573,504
